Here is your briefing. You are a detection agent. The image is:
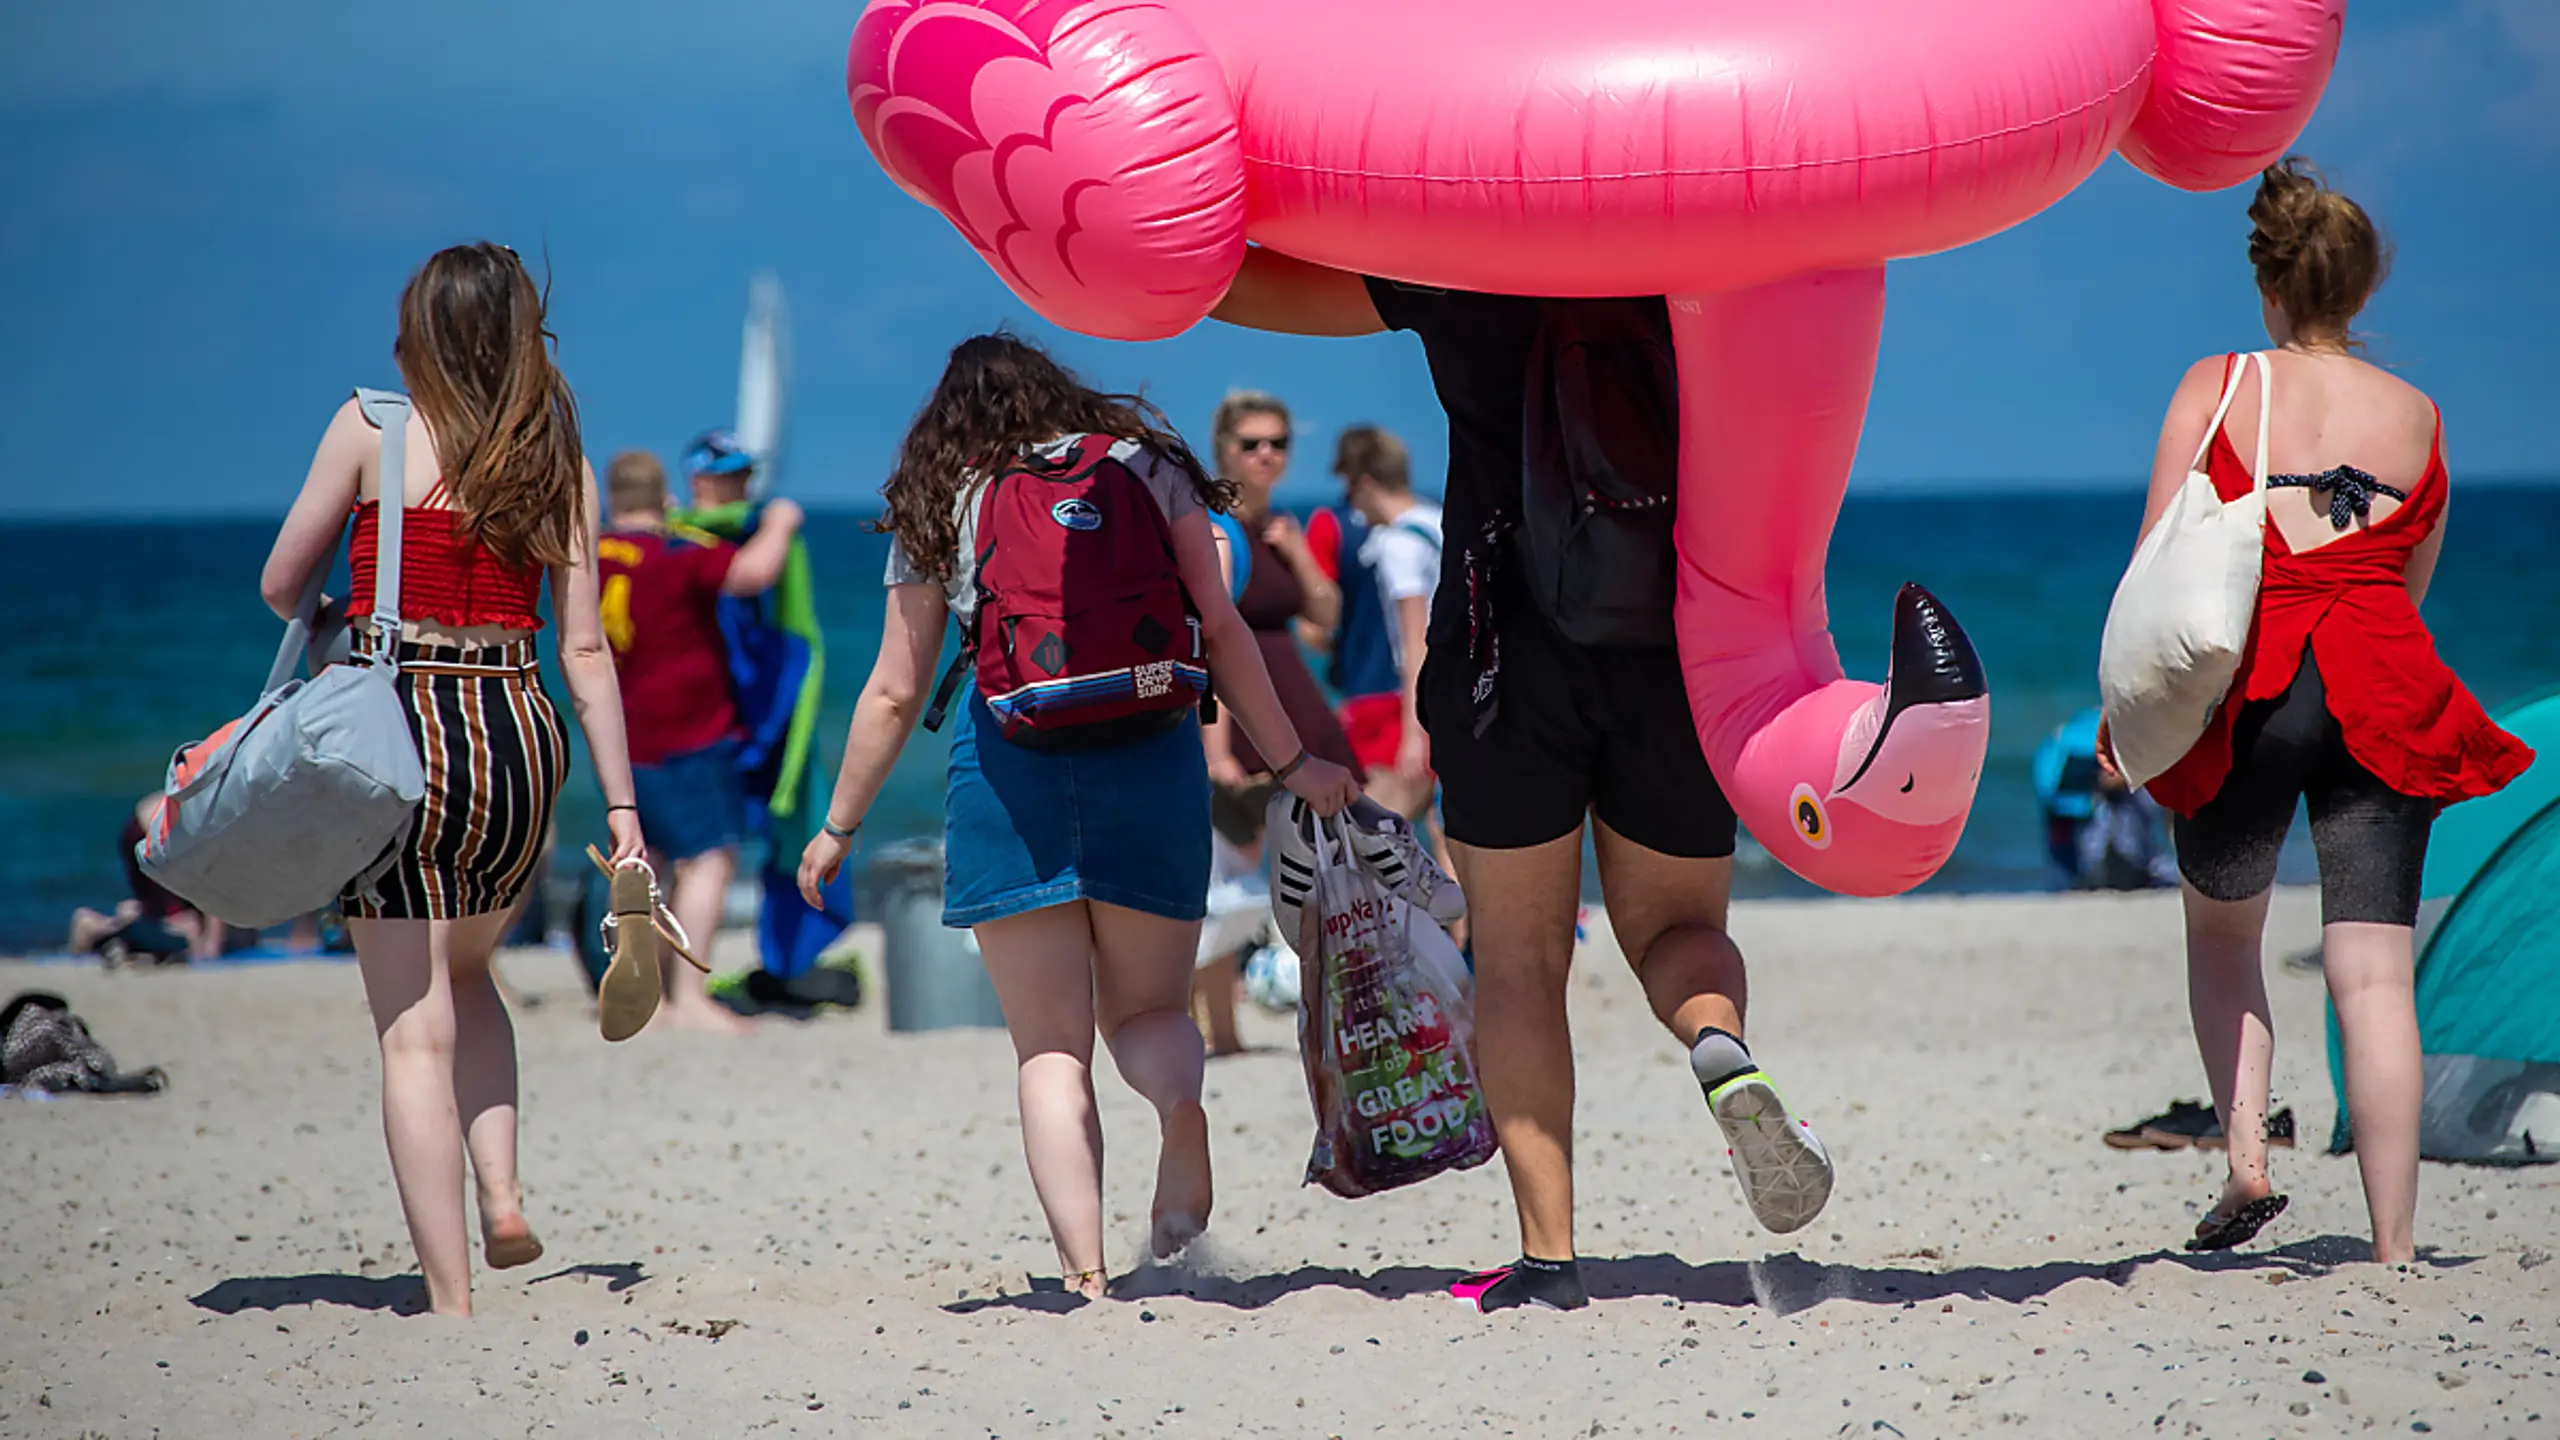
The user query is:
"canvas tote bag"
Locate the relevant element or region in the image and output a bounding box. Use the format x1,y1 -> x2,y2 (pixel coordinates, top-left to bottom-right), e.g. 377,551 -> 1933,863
2098,352 -> 2272,788
136,389 -> 427,927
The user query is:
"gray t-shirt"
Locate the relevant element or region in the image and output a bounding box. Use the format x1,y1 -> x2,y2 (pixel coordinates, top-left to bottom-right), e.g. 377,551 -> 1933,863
883,434 -> 1203,626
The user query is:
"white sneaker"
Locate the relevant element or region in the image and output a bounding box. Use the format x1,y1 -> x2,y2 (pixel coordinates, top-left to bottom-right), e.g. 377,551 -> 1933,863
1701,1063 -> 1835,1235
1265,792 -> 1323,954
1341,797 -> 1466,925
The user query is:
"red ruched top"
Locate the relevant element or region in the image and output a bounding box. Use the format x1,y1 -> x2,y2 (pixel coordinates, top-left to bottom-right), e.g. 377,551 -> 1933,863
2148,358 -> 2532,816
347,481 -> 545,632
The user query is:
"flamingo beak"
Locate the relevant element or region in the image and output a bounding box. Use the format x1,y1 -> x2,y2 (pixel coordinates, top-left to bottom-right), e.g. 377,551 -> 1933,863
1826,584 -> 1990,828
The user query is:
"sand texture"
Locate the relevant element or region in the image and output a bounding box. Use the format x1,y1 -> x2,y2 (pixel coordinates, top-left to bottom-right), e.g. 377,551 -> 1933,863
4,888 -> 2555,1438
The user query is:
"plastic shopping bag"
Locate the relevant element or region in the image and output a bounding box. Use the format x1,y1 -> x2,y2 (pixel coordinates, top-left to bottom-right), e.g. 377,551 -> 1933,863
1295,816 -> 1496,1198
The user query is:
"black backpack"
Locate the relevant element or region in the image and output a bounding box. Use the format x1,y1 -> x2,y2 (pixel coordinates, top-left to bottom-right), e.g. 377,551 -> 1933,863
1518,297 -> 1681,649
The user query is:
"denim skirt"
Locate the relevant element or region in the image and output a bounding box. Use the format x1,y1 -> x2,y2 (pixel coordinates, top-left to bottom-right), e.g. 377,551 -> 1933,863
942,689 -> 1212,928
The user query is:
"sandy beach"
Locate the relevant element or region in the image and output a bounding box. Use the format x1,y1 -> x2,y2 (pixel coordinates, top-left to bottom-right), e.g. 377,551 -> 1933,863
4,887 -> 2554,1438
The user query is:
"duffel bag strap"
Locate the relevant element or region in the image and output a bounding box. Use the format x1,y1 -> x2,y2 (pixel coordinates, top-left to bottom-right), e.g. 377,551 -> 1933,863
354,388 -> 413,674
256,393 -> 418,695
264,536 -> 343,695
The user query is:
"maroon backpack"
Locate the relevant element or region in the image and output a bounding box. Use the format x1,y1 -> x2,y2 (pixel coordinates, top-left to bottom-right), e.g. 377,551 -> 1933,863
923,435 -> 1211,748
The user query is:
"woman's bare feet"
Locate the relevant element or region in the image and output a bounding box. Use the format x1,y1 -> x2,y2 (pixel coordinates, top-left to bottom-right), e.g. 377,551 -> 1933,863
478,1184 -> 544,1270
653,991 -> 758,1036
2207,1171 -> 2276,1223
1151,1100 -> 1214,1260
1062,1266 -> 1108,1300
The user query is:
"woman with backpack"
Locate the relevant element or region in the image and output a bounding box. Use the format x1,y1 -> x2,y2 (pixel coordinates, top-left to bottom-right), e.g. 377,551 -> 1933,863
258,243 -> 648,1316
2100,161 -> 2530,1260
798,334 -> 1361,1297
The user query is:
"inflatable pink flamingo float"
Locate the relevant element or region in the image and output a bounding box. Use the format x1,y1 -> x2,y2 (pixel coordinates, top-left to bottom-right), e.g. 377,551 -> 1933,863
847,0 -> 2344,895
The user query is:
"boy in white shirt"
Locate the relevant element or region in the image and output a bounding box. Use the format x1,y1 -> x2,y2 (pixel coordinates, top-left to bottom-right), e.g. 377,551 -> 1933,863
1333,426 -> 1442,819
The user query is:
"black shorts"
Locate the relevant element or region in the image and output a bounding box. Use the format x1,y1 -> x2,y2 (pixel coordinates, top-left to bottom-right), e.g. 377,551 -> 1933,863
2173,650 -> 2435,927
1418,596 -> 1737,859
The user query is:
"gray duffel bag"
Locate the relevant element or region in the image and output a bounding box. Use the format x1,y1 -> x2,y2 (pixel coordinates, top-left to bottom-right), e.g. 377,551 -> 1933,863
136,389 -> 426,928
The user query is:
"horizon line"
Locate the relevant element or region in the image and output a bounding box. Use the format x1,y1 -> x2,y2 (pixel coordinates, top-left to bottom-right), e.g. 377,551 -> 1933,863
7,471 -> 2556,524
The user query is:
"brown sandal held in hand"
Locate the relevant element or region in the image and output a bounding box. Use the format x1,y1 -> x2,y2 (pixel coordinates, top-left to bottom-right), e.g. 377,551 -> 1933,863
586,845 -> 685,1041
586,845 -> 707,972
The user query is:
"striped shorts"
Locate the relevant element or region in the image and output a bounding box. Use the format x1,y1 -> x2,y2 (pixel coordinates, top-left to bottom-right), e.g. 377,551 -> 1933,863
342,636 -> 570,921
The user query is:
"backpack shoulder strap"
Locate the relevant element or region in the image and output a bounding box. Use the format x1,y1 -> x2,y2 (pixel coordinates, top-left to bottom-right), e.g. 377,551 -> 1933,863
923,479 -> 999,735
352,388 -> 413,660
922,647 -> 971,734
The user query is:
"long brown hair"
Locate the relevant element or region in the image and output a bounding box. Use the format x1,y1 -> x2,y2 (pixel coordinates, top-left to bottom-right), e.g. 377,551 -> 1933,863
879,332 -> 1232,580
394,243 -> 585,570
2247,157 -> 2388,345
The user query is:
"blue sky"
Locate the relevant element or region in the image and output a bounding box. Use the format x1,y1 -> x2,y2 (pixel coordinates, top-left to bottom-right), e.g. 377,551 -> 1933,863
1,0 -> 2553,518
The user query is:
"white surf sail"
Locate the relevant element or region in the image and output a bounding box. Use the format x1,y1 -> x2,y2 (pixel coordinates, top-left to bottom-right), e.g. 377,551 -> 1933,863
734,271 -> 791,498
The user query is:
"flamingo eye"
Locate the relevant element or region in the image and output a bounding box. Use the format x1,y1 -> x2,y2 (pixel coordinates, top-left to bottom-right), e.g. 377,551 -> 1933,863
1789,783 -> 1832,850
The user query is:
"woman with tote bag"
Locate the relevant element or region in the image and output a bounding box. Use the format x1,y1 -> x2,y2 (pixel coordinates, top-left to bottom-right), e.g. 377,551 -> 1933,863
257,243 -> 648,1317
2098,162 -> 2530,1262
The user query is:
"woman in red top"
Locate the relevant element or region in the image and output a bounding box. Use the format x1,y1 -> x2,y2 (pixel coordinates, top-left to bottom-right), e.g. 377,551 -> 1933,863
2109,162 -> 2531,1263
259,243 -> 648,1316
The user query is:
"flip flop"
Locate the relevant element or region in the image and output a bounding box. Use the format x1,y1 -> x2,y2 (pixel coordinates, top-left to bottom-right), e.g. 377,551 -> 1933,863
2184,1192 -> 2289,1252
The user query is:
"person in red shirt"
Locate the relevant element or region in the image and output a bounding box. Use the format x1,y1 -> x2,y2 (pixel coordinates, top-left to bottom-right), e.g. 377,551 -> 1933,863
599,450 -> 804,1033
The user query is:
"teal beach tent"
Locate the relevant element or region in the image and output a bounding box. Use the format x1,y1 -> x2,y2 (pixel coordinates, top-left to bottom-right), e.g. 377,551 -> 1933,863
2327,689 -> 2560,1162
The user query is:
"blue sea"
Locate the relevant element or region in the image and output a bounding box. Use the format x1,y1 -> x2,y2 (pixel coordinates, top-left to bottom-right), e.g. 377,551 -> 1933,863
6,488 -> 2555,950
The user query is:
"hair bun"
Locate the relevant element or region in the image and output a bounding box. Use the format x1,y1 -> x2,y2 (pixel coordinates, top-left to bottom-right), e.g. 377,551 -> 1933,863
2246,155 -> 2385,343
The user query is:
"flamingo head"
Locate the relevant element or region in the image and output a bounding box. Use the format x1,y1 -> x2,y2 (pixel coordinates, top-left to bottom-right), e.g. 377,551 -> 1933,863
1766,586 -> 1990,897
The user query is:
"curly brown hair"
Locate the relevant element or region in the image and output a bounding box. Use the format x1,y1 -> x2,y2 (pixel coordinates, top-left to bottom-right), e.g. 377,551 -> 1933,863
878,332 -> 1233,580
394,242 -> 585,570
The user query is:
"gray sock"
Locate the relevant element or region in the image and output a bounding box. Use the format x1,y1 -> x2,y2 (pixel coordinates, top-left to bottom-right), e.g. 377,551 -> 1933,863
1689,1027 -> 1756,1090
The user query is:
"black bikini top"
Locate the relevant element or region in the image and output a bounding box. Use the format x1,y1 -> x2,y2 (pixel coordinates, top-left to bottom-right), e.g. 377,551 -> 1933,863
2266,465 -> 2409,530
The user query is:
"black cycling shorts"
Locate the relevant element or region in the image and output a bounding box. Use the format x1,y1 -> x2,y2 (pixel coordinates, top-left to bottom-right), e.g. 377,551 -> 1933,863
2173,650 -> 2435,927
1419,595 -> 1737,859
